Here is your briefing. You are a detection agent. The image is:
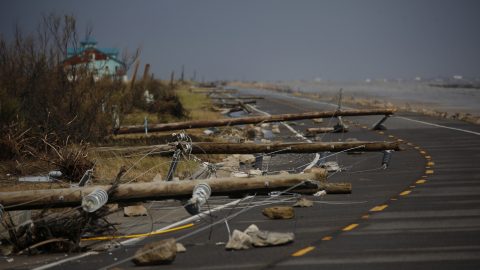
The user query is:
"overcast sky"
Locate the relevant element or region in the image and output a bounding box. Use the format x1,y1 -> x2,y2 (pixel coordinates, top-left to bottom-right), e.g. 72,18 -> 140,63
1,0 -> 479,81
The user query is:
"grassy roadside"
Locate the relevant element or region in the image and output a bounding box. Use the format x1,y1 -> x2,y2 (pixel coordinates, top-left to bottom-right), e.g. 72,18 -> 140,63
0,84 -> 225,190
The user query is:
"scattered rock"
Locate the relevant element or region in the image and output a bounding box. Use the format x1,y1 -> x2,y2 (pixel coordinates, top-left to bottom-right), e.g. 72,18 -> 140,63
312,118 -> 324,123
153,173 -> 163,182
293,197 -> 314,207
176,243 -> 186,253
231,172 -> 249,178
260,123 -> 270,128
248,169 -> 263,176
271,127 -> 281,134
225,230 -> 252,250
313,190 -> 327,197
203,129 -> 215,136
262,206 -> 295,219
321,161 -> 341,172
123,204 -> 148,217
132,238 -> 177,266
237,154 -> 255,165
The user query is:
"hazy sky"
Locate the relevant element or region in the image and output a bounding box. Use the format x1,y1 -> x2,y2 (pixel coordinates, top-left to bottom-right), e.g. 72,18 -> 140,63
1,0 -> 479,81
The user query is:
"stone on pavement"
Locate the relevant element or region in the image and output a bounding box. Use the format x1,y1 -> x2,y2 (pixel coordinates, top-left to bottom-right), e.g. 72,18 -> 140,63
262,206 -> 295,219
132,238 -> 177,266
123,204 -> 148,217
293,197 -> 314,207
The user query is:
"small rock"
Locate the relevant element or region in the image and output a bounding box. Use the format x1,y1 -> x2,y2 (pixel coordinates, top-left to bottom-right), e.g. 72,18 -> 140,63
225,230 -> 252,250
124,204 -> 148,217
237,154 -> 255,165
231,172 -> 249,178
248,169 -> 262,176
293,197 -> 314,207
262,206 -> 295,219
153,173 -> 163,182
132,238 -> 177,266
271,127 -> 281,134
176,243 -> 186,253
260,123 -> 270,128
203,129 -> 215,136
312,118 -> 324,123
313,190 -> 327,197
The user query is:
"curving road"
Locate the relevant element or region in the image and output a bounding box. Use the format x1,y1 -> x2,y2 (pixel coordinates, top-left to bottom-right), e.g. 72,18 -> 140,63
20,88 -> 480,270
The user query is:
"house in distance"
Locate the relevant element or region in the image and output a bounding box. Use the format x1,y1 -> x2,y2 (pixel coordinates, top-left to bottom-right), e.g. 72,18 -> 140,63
63,37 -> 127,81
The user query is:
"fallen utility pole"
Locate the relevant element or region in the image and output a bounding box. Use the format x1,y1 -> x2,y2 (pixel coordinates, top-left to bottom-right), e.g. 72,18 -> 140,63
95,141 -> 400,156
1,171 -> 328,211
210,96 -> 265,100
114,109 -> 395,134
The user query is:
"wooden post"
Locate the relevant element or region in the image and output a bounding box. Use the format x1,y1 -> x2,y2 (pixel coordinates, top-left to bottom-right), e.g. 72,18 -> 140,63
114,109 -> 395,134
95,141 -> 401,155
0,171 -> 328,211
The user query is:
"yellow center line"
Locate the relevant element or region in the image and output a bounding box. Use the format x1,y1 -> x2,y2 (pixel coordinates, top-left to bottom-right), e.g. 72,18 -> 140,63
388,135 -> 395,138
370,204 -> 388,212
427,161 -> 435,166
400,190 -> 411,196
378,131 -> 384,135
81,223 -> 194,241
292,246 -> 316,257
416,179 -> 427,184
425,169 -> 434,174
420,150 -> 427,155
322,236 -> 333,241
342,223 -> 359,231
414,146 -> 420,150
361,214 -> 370,219
425,155 -> 431,159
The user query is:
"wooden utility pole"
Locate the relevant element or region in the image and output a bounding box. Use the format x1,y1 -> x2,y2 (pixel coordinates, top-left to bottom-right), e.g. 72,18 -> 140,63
0,171 -> 328,211
114,109 -> 395,134
142,63 -> 150,81
95,141 -> 400,155
129,60 -> 140,90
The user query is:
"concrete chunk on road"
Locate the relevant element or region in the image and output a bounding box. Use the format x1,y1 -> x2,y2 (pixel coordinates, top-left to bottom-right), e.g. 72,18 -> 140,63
132,238 -> 177,266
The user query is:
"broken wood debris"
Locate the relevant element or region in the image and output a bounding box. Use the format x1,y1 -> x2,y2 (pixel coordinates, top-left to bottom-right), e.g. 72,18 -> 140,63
114,109 -> 396,134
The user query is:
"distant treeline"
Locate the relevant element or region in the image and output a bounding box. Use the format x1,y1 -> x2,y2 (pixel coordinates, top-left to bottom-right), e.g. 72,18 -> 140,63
429,83 -> 480,90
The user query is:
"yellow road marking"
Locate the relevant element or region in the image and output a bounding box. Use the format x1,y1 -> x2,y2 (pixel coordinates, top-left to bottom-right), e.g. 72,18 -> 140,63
378,131 -> 384,135
397,139 -> 404,142
400,190 -> 411,196
342,223 -> 359,231
425,155 -> 431,159
322,236 -> 333,241
391,198 -> 398,201
425,170 -> 434,174
416,179 -> 427,184
81,223 -> 194,241
427,161 -> 435,166
414,146 -> 420,150
420,150 -> 427,155
388,135 -> 395,138
361,214 -> 370,219
370,205 -> 388,212
292,246 -> 315,257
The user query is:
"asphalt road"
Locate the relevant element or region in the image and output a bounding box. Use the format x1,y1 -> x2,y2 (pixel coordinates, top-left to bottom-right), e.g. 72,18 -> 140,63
8,88 -> 480,270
